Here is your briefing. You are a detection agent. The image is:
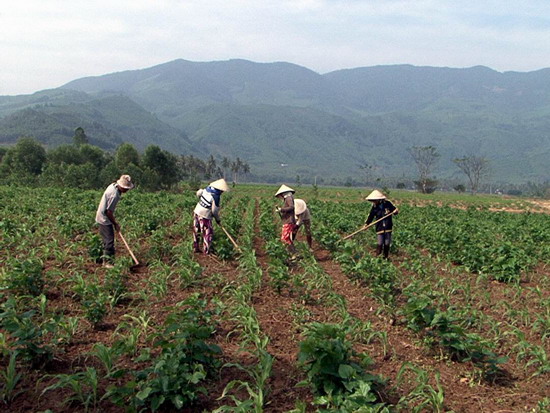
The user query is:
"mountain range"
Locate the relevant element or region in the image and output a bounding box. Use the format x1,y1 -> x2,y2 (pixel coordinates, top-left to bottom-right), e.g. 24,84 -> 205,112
1,59 -> 549,184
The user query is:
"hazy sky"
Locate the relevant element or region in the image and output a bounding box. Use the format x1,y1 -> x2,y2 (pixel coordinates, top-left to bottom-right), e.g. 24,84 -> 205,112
3,0 -> 550,95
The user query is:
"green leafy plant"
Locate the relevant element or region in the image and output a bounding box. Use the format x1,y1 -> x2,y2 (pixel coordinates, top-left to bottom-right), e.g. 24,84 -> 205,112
85,233 -> 103,263
106,296 -> 222,411
81,286 -> 108,326
297,323 -> 385,410
0,296 -> 55,367
2,258 -> 45,296
402,295 -> 506,379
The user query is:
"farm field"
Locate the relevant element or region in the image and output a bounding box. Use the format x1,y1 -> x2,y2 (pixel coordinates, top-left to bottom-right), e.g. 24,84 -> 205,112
0,184 -> 549,412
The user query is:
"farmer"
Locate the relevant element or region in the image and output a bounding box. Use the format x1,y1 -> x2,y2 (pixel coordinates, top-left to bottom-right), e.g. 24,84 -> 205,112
95,174 -> 134,268
293,198 -> 313,249
275,184 -> 299,259
193,178 -> 229,254
365,190 -> 399,259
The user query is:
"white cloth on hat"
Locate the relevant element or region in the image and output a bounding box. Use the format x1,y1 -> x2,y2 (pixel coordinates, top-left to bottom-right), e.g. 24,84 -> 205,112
366,190 -> 386,201
275,184 -> 295,196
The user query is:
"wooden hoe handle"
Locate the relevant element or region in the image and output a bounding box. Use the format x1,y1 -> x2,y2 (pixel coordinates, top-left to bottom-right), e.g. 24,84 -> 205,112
117,231 -> 139,265
343,210 -> 396,240
219,224 -> 242,253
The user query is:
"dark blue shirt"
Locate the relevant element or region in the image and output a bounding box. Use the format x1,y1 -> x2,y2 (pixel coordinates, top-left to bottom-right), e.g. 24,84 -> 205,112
366,200 -> 398,233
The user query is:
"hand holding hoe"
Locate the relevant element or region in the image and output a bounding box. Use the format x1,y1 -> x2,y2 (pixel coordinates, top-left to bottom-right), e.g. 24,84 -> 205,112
343,210 -> 397,240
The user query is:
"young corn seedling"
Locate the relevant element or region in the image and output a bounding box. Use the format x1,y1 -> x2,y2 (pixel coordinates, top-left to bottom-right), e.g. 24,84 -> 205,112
56,316 -> 81,344
41,368 -> 100,412
525,345 -> 550,377
88,342 -> 124,379
146,260 -> 173,298
396,362 -> 445,413
0,352 -> 23,405
215,347 -> 274,413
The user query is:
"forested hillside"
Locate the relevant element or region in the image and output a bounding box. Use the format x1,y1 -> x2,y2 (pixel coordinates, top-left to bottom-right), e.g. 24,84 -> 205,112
1,59 -> 549,184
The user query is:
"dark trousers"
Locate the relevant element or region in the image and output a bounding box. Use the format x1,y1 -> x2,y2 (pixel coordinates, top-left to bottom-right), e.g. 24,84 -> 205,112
376,232 -> 392,247
99,224 -> 115,262
376,232 -> 392,258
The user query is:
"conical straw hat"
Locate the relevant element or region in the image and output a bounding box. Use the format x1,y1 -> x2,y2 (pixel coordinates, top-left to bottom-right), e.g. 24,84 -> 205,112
294,199 -> 307,215
365,190 -> 386,201
209,178 -> 229,192
275,184 -> 295,197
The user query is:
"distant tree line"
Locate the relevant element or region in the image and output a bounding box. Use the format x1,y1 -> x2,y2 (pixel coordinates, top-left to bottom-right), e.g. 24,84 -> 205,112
0,129 -> 250,191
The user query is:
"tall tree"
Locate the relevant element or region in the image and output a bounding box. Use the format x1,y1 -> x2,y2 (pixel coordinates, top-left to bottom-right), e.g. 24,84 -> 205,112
115,143 -> 140,170
221,157 -> 230,179
453,155 -> 490,195
47,144 -> 82,165
1,136 -> 47,176
409,146 -> 440,193
206,155 -> 218,179
231,157 -> 244,184
242,162 -> 250,178
142,145 -> 179,190
79,144 -> 107,169
73,127 -> 89,146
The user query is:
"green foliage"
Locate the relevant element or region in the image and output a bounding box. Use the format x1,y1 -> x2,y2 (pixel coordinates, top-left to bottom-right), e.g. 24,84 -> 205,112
73,127 -> 88,146
88,343 -> 124,379
142,145 -> 180,190
402,295 -> 506,378
396,363 -> 445,413
2,137 -> 46,175
115,142 -> 140,170
37,142 -> 109,189
41,368 -> 100,412
214,234 -> 235,260
0,296 -> 55,366
215,348 -> 274,413
297,323 -> 386,410
107,295 -> 222,411
79,279 -> 109,326
315,227 -> 341,252
85,233 -> 103,263
0,352 -> 23,405
2,258 -> 45,296
0,134 -> 246,191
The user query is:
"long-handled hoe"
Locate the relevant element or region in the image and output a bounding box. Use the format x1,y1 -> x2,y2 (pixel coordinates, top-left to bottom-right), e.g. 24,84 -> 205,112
117,230 -> 146,272
343,210 -> 397,240
218,223 -> 242,254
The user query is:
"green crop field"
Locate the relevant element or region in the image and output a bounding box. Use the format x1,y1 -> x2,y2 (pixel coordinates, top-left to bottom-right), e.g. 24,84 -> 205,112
0,185 -> 548,412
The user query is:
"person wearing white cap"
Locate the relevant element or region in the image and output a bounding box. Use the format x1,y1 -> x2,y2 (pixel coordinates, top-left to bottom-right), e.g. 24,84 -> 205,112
292,198 -> 312,249
95,174 -> 135,268
193,178 -> 229,254
364,190 -> 399,259
275,184 -> 298,259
